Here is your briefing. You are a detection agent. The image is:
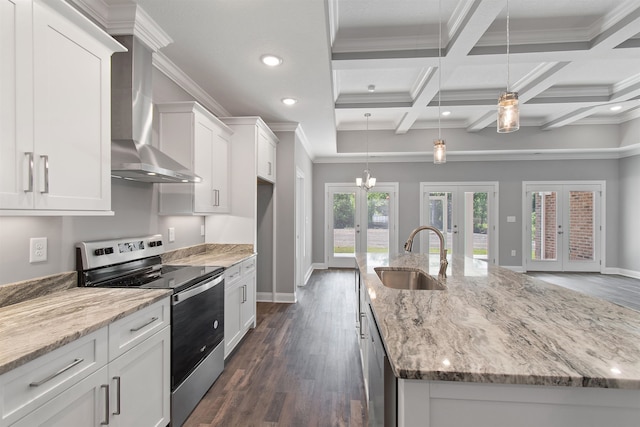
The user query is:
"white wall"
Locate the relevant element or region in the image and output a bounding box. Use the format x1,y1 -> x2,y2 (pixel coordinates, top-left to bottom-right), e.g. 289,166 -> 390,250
312,158 -> 620,269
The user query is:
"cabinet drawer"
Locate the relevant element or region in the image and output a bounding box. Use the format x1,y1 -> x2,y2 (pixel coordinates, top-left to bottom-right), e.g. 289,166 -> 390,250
225,264 -> 241,285
108,299 -> 169,361
241,257 -> 256,276
0,327 -> 107,427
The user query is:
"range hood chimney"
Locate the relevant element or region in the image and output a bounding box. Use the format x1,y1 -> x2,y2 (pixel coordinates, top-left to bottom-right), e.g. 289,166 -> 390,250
110,35 -> 200,183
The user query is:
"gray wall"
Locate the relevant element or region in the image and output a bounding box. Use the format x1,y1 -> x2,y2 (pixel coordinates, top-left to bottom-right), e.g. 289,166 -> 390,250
0,69 -> 205,286
312,158 -> 620,269
619,154 -> 640,273
273,129 -> 314,298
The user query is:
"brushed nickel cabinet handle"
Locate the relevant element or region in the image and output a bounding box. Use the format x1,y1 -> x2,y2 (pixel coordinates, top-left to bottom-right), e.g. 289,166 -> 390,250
101,384 -> 110,425
129,316 -> 158,332
39,155 -> 49,193
359,313 -> 366,339
113,376 -> 121,415
29,358 -> 84,387
24,152 -> 34,192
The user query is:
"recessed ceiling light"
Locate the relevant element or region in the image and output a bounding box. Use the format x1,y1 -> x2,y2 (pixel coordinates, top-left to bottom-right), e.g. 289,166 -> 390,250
260,54 -> 283,67
368,84 -> 376,93
610,105 -> 622,111
441,111 -> 451,116
282,98 -> 297,106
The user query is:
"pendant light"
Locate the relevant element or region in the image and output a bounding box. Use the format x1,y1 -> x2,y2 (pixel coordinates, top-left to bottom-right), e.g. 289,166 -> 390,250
497,0 -> 519,133
356,113 -> 376,190
433,0 -> 446,164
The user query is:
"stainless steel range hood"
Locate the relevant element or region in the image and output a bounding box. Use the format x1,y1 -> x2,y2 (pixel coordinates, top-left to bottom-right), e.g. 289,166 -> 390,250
111,35 -> 200,183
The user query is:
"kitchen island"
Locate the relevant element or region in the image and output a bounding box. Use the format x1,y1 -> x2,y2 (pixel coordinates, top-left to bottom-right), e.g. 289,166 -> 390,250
356,252 -> 640,427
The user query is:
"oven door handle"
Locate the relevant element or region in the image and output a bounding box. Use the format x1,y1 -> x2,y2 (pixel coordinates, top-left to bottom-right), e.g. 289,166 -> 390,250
172,275 -> 224,305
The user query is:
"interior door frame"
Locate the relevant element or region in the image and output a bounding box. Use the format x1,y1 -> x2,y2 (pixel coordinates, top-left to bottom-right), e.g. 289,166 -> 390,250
419,182 -> 499,265
522,180 -> 606,273
325,182 -> 399,268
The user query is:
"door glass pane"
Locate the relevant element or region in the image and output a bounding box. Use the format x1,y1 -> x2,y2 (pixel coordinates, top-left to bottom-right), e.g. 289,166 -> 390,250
568,191 -> 594,261
465,192 -> 489,260
531,191 -> 557,261
428,192 -> 452,255
333,192 -> 356,257
367,192 -> 390,253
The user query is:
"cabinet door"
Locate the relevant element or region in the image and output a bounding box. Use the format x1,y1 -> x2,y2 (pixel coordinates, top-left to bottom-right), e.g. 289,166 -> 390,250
210,132 -> 230,213
0,0 -> 33,209
193,116 -> 216,213
11,367 -> 109,427
224,283 -> 242,358
108,326 -> 170,427
240,273 -> 256,330
31,0 -> 111,211
257,130 -> 275,182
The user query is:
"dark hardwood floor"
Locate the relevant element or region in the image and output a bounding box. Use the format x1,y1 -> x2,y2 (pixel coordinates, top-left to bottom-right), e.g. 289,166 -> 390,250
184,269 -> 367,427
526,272 -> 640,312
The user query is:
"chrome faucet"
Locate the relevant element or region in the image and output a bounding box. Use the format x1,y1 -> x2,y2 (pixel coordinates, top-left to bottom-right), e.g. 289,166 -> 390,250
404,226 -> 448,279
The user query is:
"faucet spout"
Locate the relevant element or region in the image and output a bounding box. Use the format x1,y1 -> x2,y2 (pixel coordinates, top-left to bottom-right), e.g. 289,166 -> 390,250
404,226 -> 448,279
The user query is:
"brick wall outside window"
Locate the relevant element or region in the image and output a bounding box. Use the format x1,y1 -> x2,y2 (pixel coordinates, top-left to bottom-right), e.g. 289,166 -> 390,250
569,191 -> 594,261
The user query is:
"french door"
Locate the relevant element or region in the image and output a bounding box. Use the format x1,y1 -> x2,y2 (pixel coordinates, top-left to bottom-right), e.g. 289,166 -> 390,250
420,182 -> 498,264
524,182 -> 603,272
326,183 -> 398,268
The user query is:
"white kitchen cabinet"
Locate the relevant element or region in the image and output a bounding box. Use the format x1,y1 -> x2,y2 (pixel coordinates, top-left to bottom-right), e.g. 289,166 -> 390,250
0,0 -> 125,215
107,326 -> 170,427
0,298 -> 170,427
157,102 -> 233,215
257,128 -> 276,183
224,256 -> 257,358
10,366 -> 110,427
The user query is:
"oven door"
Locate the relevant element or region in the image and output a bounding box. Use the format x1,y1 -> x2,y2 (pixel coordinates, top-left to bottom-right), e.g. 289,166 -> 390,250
171,273 -> 224,389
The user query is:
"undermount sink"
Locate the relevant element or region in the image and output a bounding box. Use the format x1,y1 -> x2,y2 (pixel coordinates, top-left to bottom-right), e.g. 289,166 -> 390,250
374,267 -> 446,291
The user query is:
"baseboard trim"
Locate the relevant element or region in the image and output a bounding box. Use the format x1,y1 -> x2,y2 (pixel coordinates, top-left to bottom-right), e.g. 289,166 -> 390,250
256,292 -> 297,303
501,265 -> 525,273
610,268 -> 640,279
312,262 -> 327,270
256,292 -> 273,302
303,265 -> 314,285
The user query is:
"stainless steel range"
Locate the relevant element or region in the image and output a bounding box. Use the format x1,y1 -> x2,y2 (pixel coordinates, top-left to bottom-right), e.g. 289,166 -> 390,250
76,234 -> 224,427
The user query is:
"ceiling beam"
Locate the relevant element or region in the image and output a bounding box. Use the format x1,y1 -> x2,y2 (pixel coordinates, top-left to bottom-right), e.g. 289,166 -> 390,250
541,106 -> 602,130
590,2 -> 640,51
446,0 -> 505,57
394,67 -> 439,134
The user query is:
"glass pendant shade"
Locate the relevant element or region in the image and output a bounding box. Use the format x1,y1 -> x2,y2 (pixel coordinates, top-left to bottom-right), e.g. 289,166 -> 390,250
433,139 -> 446,164
497,91 -> 519,133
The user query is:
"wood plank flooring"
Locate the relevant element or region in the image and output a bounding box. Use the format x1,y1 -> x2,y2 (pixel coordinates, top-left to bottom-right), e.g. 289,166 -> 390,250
184,268 -> 367,427
526,272 -> 640,312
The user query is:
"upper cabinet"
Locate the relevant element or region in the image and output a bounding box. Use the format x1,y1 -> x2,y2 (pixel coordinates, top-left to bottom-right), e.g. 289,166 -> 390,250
257,128 -> 277,183
0,0 -> 125,215
157,102 -> 233,215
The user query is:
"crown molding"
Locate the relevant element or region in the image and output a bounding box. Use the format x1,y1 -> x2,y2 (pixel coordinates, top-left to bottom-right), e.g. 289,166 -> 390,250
152,52 -> 230,118
68,0 -> 172,51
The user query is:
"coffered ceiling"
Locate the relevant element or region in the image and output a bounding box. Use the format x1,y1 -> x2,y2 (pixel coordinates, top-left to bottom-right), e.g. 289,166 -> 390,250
83,0 -> 640,160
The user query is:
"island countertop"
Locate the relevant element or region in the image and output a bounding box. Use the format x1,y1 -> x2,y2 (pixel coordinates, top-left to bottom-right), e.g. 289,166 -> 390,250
356,252 -> 640,389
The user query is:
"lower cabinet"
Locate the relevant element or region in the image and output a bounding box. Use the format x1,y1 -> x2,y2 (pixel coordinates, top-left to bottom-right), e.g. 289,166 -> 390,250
10,367 -> 109,427
0,298 -> 170,427
224,256 -> 257,358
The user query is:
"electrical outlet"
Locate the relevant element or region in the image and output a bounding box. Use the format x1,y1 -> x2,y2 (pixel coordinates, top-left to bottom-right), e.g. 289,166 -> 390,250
30,237 -> 47,263
168,227 -> 175,243
511,249 -> 517,257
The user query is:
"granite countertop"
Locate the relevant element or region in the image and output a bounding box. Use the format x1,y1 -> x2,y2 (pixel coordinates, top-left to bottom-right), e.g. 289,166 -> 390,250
162,243 -> 255,268
0,287 -> 171,375
356,252 -> 640,389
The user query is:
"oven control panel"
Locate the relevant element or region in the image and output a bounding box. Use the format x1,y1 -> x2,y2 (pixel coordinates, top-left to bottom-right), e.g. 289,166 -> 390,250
77,234 -> 165,269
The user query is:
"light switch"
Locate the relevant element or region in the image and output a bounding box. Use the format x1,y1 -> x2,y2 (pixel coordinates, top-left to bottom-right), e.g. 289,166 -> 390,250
507,216 -> 516,223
